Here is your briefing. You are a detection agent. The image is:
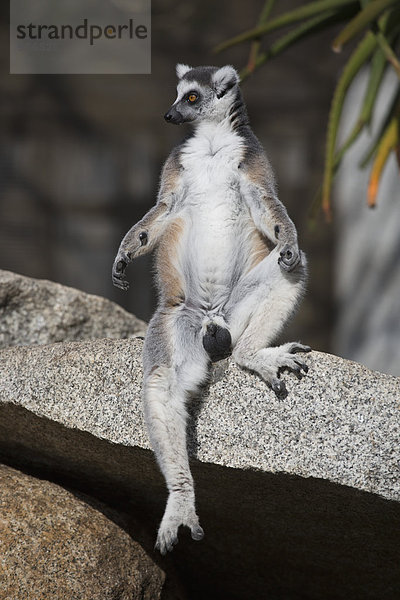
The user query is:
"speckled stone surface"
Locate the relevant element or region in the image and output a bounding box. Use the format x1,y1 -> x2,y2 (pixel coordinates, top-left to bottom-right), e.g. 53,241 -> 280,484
0,463 -> 165,600
0,337 -> 399,501
1,338 -> 400,599
0,269 -> 146,348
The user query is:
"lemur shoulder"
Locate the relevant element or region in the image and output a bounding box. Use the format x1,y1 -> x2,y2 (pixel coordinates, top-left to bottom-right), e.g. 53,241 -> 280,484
112,64 -> 310,554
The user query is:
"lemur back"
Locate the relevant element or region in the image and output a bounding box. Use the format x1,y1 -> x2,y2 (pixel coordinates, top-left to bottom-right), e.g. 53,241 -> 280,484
112,64 -> 310,554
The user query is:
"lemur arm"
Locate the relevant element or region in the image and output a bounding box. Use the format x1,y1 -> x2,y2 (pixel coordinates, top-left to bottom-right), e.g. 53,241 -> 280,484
112,149 -> 182,290
240,148 -> 300,272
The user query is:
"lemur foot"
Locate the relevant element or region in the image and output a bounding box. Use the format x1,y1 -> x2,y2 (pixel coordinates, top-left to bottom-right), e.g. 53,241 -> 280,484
278,244 -> 301,272
265,343 -> 311,399
112,253 -> 130,290
155,491 -> 204,555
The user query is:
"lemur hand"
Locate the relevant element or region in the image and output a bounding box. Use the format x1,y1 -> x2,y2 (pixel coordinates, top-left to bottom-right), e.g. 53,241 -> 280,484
112,252 -> 130,290
278,244 -> 301,272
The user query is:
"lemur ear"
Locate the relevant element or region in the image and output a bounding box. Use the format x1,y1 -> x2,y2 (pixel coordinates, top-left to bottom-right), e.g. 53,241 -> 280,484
176,63 -> 192,79
212,65 -> 240,99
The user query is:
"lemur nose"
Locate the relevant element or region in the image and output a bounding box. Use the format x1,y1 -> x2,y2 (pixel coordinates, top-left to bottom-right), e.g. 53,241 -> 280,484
164,112 -> 172,122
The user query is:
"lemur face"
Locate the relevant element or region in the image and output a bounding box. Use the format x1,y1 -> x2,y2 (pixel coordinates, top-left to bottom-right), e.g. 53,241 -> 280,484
164,64 -> 240,125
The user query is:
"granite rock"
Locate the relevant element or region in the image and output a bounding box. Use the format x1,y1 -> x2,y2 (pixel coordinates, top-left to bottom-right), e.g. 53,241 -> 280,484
0,463 -> 165,600
0,337 -> 399,501
1,338 -> 400,599
0,269 -> 146,348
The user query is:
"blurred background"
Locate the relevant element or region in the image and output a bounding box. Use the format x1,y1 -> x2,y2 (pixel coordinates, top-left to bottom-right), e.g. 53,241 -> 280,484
1,0 -> 399,374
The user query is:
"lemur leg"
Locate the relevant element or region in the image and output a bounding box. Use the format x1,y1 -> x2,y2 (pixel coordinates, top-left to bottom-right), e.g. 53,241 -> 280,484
143,307 -> 209,554
226,248 -> 310,398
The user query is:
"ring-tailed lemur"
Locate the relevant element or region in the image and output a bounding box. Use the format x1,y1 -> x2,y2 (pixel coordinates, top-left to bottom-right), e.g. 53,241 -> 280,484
112,64 -> 310,554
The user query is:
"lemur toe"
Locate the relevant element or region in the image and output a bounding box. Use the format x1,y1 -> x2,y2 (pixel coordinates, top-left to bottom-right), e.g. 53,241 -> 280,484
272,379 -> 288,400
115,259 -> 126,273
156,531 -> 177,555
191,525 -> 205,541
288,343 -> 311,354
112,275 -> 129,291
291,357 -> 309,372
292,366 -> 304,380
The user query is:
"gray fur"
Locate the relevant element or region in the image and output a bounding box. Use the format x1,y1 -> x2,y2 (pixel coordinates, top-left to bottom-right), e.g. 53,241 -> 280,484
112,64 -> 310,554
181,65 -> 218,85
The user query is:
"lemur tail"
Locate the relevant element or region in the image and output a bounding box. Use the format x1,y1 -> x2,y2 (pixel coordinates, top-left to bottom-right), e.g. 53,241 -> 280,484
202,323 -> 232,362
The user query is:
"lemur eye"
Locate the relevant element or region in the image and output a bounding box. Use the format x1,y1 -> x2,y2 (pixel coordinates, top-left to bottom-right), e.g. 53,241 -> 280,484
188,93 -> 198,103
139,231 -> 148,246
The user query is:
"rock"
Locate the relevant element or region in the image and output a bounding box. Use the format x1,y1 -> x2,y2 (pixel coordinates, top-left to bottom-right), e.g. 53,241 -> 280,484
0,463 -> 165,600
0,338 -> 399,500
0,269 -> 146,348
1,338 -> 400,599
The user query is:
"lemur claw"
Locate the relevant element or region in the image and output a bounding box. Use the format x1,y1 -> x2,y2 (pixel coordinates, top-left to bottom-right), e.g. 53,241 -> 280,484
289,343 -> 311,354
191,525 -> 205,541
278,244 -> 300,272
292,366 -> 304,380
288,344 -> 311,376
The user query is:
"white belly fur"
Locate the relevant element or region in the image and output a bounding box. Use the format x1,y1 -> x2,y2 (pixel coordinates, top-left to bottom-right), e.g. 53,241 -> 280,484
178,121 -> 248,303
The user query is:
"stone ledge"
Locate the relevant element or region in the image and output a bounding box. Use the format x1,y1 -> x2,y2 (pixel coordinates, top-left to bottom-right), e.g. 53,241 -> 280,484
0,337 -> 399,501
1,338 -> 400,599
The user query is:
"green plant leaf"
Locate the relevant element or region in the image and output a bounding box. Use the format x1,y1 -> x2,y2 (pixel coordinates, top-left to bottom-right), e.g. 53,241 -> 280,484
247,0 -> 277,73
360,83 -> 400,166
241,7 -> 359,81
334,46 -> 388,168
214,0 -> 356,53
332,0 -> 399,52
335,11 -> 400,168
259,0 -> 277,24
367,111 -> 399,206
356,45 -> 388,126
322,31 -> 378,217
375,31 -> 400,78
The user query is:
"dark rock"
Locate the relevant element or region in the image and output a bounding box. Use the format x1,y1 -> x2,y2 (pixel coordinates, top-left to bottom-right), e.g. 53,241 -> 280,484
0,463 -> 164,599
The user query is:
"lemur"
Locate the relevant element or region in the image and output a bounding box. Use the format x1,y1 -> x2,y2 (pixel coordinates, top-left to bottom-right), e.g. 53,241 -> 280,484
112,64 -> 310,554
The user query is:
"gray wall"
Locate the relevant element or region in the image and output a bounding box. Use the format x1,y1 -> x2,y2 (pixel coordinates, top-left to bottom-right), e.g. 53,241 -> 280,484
334,69 -> 400,376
